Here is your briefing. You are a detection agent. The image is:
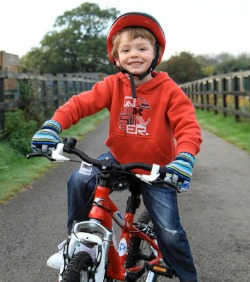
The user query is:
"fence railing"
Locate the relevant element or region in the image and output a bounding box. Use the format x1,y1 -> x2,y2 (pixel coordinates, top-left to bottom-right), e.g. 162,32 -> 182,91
0,71 -> 101,131
180,70 -> 250,122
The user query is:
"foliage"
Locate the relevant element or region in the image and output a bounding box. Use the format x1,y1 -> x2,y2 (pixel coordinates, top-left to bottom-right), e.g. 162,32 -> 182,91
214,53 -> 250,74
0,109 -> 109,204
20,3 -> 119,74
3,77 -> 56,154
195,52 -> 250,76
158,52 -> 250,83
158,52 -> 205,83
18,78 -> 51,125
195,55 -> 218,76
3,110 -> 38,154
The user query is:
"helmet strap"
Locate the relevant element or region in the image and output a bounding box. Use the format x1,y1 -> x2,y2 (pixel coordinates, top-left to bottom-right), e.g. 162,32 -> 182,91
128,72 -> 137,99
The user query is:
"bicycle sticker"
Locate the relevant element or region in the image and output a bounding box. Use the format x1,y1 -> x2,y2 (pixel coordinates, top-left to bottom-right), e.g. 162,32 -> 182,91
118,238 -> 127,256
79,161 -> 93,175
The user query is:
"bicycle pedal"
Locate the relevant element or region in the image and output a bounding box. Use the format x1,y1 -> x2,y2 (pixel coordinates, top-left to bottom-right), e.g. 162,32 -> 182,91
149,265 -> 174,278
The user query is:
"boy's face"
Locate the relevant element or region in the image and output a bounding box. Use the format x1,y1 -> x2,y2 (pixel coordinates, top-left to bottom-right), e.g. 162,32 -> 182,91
115,31 -> 155,76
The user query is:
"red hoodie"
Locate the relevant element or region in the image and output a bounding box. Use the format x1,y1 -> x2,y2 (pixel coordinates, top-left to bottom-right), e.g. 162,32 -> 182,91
52,71 -> 202,167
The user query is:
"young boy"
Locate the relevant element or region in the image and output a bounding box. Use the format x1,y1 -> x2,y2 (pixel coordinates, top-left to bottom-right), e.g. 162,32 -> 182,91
32,12 -> 202,282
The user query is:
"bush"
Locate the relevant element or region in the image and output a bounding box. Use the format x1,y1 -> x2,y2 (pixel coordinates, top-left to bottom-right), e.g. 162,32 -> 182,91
4,110 -> 38,154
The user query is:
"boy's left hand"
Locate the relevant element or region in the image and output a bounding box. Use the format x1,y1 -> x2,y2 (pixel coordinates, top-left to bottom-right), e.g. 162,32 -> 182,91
165,152 -> 195,192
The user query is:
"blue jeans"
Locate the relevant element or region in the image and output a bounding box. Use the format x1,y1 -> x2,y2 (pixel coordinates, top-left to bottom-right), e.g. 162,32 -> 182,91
67,152 -> 197,282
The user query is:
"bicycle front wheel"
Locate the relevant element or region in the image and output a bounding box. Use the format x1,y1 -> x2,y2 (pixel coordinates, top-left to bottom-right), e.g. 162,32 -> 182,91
125,210 -> 158,282
62,251 -> 93,282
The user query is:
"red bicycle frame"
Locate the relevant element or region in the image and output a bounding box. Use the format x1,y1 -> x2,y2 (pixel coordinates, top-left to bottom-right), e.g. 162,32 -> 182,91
88,181 -> 163,281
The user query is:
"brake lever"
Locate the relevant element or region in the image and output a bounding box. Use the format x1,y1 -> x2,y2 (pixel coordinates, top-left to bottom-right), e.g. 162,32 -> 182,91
135,164 -> 180,192
26,153 -> 56,161
51,143 -> 70,162
135,164 -> 160,184
26,143 -> 70,162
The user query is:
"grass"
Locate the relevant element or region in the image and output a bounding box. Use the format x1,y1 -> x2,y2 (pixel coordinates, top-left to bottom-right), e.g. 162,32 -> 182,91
1,108 -> 249,204
0,110 -> 109,204
195,109 -> 250,153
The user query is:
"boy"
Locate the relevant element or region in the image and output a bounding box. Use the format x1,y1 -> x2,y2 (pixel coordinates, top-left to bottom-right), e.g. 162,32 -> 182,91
32,12 -> 202,282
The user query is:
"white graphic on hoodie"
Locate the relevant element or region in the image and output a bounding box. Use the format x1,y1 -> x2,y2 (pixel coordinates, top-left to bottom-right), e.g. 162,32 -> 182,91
119,96 -> 151,136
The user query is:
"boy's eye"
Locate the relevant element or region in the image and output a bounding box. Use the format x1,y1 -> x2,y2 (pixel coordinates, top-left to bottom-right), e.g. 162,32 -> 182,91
119,48 -> 129,53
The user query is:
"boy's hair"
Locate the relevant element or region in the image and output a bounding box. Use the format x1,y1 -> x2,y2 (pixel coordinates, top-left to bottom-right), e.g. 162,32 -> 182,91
111,27 -> 159,61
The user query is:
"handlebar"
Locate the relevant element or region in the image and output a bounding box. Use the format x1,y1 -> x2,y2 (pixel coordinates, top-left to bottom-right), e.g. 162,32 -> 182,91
27,137 -> 179,191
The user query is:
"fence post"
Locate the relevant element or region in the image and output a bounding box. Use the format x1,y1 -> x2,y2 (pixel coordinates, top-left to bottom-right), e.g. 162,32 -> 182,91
222,94 -> 227,117
200,93 -> 204,109
213,93 -> 218,115
0,78 -> 4,131
53,79 -> 59,108
222,78 -> 227,117
234,94 -> 240,122
233,76 -> 240,122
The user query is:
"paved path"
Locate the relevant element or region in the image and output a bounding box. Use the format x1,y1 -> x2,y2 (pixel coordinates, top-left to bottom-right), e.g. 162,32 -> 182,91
0,119 -> 249,282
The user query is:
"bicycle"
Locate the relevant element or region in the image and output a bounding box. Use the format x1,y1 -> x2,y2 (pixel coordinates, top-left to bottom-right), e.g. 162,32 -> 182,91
27,136 -> 180,282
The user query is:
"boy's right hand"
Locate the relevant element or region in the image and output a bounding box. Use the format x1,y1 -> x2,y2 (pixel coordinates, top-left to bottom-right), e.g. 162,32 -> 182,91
31,120 -> 62,153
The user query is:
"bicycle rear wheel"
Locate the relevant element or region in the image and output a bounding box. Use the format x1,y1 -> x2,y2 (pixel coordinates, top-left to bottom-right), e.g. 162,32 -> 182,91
125,210 -> 158,282
62,251 -> 93,282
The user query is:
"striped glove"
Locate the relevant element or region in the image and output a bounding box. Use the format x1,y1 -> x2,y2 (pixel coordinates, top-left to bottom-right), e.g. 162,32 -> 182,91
165,152 -> 195,192
31,120 -> 62,153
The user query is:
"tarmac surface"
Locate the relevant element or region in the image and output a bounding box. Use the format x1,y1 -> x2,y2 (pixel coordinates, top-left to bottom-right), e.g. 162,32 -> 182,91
0,119 -> 249,282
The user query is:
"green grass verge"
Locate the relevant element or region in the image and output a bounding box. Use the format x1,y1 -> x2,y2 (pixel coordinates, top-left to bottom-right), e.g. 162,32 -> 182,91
0,110 -> 109,204
195,109 -> 250,153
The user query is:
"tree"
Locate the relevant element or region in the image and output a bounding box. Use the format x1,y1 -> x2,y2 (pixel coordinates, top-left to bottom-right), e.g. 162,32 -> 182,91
20,3 -> 119,74
214,52 -> 250,74
195,55 -> 218,76
195,53 -> 250,75
158,52 -> 205,84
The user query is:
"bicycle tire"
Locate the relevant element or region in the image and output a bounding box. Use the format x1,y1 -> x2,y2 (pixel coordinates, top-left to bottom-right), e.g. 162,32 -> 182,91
125,210 -> 158,282
62,251 -> 93,282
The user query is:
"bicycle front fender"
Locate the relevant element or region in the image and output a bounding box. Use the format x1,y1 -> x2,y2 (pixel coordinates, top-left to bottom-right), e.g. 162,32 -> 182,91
69,221 -> 113,281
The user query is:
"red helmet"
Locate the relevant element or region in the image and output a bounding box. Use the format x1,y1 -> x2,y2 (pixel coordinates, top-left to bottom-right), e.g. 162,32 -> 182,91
107,12 -> 166,66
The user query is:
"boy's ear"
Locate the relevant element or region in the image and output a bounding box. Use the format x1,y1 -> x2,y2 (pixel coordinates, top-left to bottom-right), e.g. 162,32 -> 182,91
115,59 -> 120,67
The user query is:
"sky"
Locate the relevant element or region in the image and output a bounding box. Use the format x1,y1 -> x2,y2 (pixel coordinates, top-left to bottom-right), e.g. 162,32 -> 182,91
0,0 -> 249,60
